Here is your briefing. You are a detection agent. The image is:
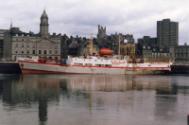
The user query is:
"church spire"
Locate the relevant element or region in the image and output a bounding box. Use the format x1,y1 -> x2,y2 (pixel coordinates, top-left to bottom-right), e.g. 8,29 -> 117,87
41,10 -> 48,19
40,10 -> 49,38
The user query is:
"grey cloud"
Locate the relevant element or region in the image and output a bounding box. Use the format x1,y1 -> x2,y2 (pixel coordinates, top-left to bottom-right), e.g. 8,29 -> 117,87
0,0 -> 189,44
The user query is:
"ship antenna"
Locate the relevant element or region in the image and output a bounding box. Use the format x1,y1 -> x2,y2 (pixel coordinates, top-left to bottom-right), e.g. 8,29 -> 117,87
10,19 -> 13,29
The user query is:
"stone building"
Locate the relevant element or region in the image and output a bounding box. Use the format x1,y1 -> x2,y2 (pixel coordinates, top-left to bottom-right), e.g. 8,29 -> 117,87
102,33 -> 135,55
142,49 -> 170,62
137,35 -> 171,62
3,10 -> 61,61
174,44 -> 189,63
97,25 -> 107,48
82,38 -> 98,56
123,34 -> 135,43
120,42 -> 136,58
68,39 -> 80,56
0,29 -> 8,59
97,25 -> 106,39
137,36 -> 158,56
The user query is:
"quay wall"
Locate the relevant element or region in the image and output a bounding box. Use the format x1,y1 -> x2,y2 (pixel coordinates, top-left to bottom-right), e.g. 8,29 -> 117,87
0,62 -> 21,74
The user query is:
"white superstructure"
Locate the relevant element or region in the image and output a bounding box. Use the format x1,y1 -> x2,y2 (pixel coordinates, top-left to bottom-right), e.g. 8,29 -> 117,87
67,56 -> 129,67
66,55 -> 171,68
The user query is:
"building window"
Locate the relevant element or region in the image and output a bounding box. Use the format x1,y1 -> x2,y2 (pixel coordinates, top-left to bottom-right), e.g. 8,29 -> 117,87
55,50 -> 58,54
33,50 -> 35,54
27,51 -> 30,54
49,50 -> 52,54
15,44 -> 18,48
44,50 -> 47,55
15,51 -> 18,54
21,51 -> 24,54
39,50 -> 41,54
32,42 -> 37,48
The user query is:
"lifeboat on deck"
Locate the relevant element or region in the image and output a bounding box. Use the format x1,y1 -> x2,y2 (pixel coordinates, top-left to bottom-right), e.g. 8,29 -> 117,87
99,48 -> 113,56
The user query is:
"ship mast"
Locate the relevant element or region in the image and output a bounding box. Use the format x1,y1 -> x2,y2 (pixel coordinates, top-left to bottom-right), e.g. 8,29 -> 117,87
118,34 -> 121,56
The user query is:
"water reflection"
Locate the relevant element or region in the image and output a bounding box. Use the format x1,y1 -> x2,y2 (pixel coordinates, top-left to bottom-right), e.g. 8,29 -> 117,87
0,75 -> 60,125
0,75 -> 189,125
62,75 -> 175,93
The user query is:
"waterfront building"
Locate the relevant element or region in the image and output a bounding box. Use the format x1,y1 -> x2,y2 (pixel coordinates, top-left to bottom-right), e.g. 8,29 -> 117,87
137,36 -> 158,56
104,33 -> 135,55
68,38 -> 80,56
123,34 -> 135,43
0,29 -> 8,59
81,38 -> 99,56
139,44 -> 170,63
120,42 -> 136,58
157,19 -> 178,49
137,36 -> 170,62
3,10 -> 61,61
142,48 -> 170,62
174,44 -> 189,63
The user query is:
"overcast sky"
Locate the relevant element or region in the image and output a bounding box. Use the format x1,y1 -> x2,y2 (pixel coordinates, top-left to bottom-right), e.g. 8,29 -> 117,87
0,0 -> 189,44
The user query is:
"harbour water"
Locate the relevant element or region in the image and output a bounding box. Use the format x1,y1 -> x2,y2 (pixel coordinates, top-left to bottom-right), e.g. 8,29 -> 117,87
0,74 -> 189,125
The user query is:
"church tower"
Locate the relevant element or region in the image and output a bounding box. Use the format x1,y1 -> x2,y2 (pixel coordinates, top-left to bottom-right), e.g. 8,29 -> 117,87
40,10 -> 49,38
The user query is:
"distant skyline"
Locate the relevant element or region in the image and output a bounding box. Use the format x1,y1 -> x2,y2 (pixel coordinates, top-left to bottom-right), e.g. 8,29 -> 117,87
0,0 -> 189,44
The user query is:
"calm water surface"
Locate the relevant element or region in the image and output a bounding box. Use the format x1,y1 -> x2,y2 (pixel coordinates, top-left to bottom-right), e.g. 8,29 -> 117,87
0,74 -> 189,125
